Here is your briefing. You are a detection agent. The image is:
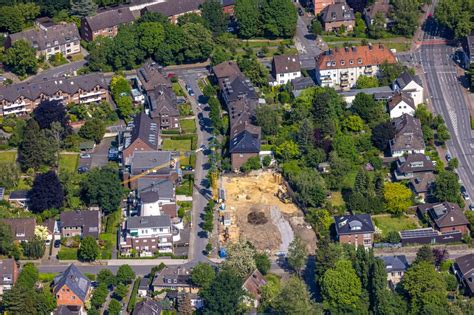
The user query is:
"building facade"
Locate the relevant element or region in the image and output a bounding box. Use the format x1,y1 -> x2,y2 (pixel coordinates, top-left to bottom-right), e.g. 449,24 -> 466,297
270,55 -> 302,86
53,264 -> 91,312
0,74 -> 109,116
334,214 -> 375,249
80,7 -> 135,41
320,1 -> 355,32
315,44 -> 396,90
60,210 -> 101,239
0,259 -> 18,296
6,23 -> 80,58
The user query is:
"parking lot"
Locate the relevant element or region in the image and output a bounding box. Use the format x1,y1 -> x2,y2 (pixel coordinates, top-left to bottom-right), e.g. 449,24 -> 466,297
78,137 -> 115,171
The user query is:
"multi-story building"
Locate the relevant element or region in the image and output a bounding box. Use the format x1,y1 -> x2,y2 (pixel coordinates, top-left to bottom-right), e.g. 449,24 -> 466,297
137,178 -> 177,217
393,153 -> 434,181
120,215 -> 178,256
270,55 -> 302,87
0,259 -> 18,296
53,264 -> 91,314
388,92 -> 416,119
334,214 -> 375,249
6,22 -> 80,58
80,7 -> 135,42
453,254 -> 474,297
320,1 -> 355,32
363,0 -> 392,28
0,74 -> 109,116
212,61 -> 261,171
315,44 -> 396,90
389,114 -> 425,157
152,266 -> 198,293
381,255 -> 409,287
392,71 -> 424,106
60,210 -> 101,239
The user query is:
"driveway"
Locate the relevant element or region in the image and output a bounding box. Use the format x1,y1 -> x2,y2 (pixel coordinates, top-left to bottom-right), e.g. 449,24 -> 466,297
91,137 -> 114,168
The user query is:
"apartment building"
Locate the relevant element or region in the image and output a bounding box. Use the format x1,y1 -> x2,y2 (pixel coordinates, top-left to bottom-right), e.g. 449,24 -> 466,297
270,55 -> 302,86
389,114 -> 425,157
140,0 -> 205,24
334,214 -> 375,249
120,215 -> 178,256
6,22 -> 80,58
80,7 -> 135,41
315,44 -> 396,89
0,74 -> 109,116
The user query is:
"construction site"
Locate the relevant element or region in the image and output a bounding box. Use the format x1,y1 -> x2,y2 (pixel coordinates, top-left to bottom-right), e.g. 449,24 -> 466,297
218,171 -> 316,255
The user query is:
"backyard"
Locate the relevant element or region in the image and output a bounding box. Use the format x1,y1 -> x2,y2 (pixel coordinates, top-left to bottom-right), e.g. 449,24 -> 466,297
162,138 -> 192,152
373,215 -> 420,237
180,118 -> 196,134
59,153 -> 79,174
0,150 -> 16,163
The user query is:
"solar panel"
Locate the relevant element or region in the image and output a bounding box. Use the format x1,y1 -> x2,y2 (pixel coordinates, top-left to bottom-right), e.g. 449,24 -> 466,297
400,228 -> 438,239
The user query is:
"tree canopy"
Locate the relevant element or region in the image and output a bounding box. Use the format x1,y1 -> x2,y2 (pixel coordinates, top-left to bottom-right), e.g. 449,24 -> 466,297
2,40 -> 38,76
28,171 -> 64,213
435,0 -> 473,39
191,262 -> 215,289
80,167 -> 123,214
201,269 -> 244,314
78,235 -> 100,262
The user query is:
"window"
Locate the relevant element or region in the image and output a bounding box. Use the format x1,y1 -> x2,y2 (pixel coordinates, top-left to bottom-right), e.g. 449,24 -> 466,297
143,240 -> 147,243
159,228 -> 163,232
340,60 -> 345,65
358,58 -> 362,64
349,59 -> 354,64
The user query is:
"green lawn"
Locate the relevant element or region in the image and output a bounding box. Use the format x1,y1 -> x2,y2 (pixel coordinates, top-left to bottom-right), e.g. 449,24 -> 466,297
162,139 -> 192,152
373,215 -> 419,237
172,82 -> 185,97
57,247 -> 78,260
180,119 -> 196,134
59,153 -> 79,173
176,177 -> 193,196
329,191 -> 345,207
0,151 -> 17,163
99,233 -> 116,260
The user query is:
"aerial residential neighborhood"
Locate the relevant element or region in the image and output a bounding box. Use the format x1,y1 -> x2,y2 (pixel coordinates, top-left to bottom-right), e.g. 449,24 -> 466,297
0,0 -> 473,314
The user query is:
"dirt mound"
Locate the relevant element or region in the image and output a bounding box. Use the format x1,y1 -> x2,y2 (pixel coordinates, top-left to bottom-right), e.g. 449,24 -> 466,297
248,211 -> 268,225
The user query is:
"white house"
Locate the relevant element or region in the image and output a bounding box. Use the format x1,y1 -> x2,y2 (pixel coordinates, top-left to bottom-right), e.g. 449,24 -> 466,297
389,114 -> 425,157
120,216 -> 176,256
393,72 -> 424,106
270,55 -> 302,86
138,180 -> 176,217
315,44 -> 396,90
387,92 -> 416,119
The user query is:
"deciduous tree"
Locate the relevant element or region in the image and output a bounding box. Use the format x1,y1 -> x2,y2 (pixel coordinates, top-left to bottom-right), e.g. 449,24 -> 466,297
287,236 -> 308,276
116,264 -> 135,285
254,252 -> 271,275
271,277 -> 315,314
201,269 -> 244,314
223,241 -> 256,278
70,0 -> 97,18
3,40 -> 38,76
235,0 -> 261,38
191,262 -> 215,289
80,167 -> 123,214
108,298 -> 122,315
78,235 -> 100,262
78,118 -> 106,144
383,182 -> 413,215
433,171 -> 461,204
28,171 -> 64,213
201,0 -> 227,35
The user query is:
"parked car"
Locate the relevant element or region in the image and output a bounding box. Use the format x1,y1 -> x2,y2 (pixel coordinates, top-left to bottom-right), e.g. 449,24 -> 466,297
181,165 -> 194,171
54,240 -> 61,248
80,153 -> 91,159
298,7 -> 304,16
469,203 -> 474,211
445,153 -> 452,162
462,191 -> 470,201
78,166 -> 89,174
188,88 -> 195,96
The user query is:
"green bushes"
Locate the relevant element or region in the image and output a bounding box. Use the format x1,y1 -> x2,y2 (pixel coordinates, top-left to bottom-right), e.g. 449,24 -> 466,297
202,200 -> 215,233
127,277 -> 141,313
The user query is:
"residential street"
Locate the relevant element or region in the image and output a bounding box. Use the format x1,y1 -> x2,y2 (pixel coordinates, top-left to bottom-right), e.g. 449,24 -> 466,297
294,15 -> 323,69
27,59 -> 87,82
414,13 -> 474,201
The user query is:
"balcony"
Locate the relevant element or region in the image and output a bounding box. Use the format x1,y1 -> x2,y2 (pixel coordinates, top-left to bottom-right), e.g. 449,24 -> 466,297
80,91 -> 103,98
3,107 -> 28,115
80,96 -> 103,104
3,102 -> 26,110
364,67 -> 373,74
340,72 -> 349,78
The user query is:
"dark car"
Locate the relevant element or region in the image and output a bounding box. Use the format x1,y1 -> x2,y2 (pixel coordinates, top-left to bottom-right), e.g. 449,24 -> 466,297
298,8 -> 304,16
54,240 -> 61,248
78,166 -> 89,174
445,153 -> 452,162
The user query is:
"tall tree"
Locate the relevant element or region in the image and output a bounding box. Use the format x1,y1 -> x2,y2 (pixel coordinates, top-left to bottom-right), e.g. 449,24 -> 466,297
223,241 -> 256,279
435,0 -> 473,39
235,0 -> 261,38
383,182 -> 413,215
201,269 -> 244,314
320,259 -> 362,313
260,0 -> 297,38
390,0 -> 420,36
0,161 -> 20,190
433,171 -> 461,204
108,298 -> 122,315
0,222 -> 12,255
351,93 -> 387,126
78,118 -> 106,144
201,0 -> 227,35
28,171 -> 64,213
191,262 -> 216,289
33,100 -> 70,132
287,236 -> 308,276
78,235 -> 100,262
116,264 -> 135,285
413,245 -> 434,265
291,169 -> 327,208
70,0 -> 97,18
97,269 -> 116,287
255,105 -> 282,136
271,277 -> 315,314
182,23 -> 214,62
137,22 -> 165,56
178,293 -> 193,315
80,167 -> 123,214
402,261 -> 448,314
3,40 -> 38,76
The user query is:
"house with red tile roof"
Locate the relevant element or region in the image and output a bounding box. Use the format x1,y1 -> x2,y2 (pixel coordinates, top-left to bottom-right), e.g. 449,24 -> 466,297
315,44 -> 396,90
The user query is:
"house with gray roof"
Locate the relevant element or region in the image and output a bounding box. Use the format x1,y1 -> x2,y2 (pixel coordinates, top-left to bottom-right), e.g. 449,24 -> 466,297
6,22 -> 80,58
394,153 -> 434,180
81,7 -> 135,41
453,253 -> 474,297
152,266 -> 196,292
320,1 -> 355,32
393,71 -> 424,105
0,218 -> 36,242
417,202 -> 469,235
0,74 -> 109,116
120,215 -> 177,256
53,264 -> 91,310
270,55 -> 302,86
363,0 -> 392,28
389,114 -> 425,157
137,178 -> 176,217
8,190 -> 29,208
0,259 -> 18,296
388,92 -> 416,119
122,112 -> 161,166
334,214 -> 375,249
132,300 -> 162,315
380,255 -> 409,286
212,61 -> 261,171
60,210 -> 101,239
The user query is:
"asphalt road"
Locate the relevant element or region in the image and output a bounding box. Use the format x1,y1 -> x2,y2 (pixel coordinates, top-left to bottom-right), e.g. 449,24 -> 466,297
294,15 -> 322,69
415,13 -> 474,201
177,70 -> 214,263
27,60 -> 87,82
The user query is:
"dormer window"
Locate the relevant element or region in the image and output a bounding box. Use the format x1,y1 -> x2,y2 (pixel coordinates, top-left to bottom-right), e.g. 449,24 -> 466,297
340,60 -> 345,65
349,59 -> 354,64
331,61 -> 336,66
358,58 -> 362,64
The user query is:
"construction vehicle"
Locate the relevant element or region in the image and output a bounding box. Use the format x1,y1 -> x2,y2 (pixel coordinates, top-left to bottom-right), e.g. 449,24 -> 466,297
276,185 -> 290,204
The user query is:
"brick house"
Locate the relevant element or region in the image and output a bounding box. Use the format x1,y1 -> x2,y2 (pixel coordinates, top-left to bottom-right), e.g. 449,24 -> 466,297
121,112 -> 161,166
0,259 -> 18,296
80,7 -> 135,41
141,0 -> 205,24
320,1 -> 355,32
314,0 -> 336,15
0,217 -> 36,242
152,266 -> 198,293
417,202 -> 470,235
334,214 -> 375,249
60,210 -> 101,239
6,22 -> 80,58
0,74 -> 109,116
212,61 -> 261,171
53,264 -> 91,312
